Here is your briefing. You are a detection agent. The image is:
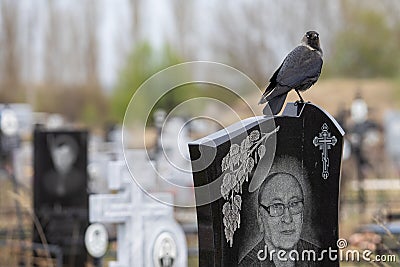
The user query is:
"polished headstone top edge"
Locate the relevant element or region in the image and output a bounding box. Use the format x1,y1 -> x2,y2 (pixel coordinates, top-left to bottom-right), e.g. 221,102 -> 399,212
188,102 -> 344,148
282,102 -> 345,136
188,116 -> 272,147
281,102 -> 306,117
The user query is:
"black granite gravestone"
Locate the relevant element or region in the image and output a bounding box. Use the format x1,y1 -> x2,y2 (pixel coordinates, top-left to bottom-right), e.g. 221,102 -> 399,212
33,129 -> 89,266
189,102 -> 344,267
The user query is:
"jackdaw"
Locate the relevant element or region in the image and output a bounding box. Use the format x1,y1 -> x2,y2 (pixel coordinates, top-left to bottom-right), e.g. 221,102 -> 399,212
259,31 -> 323,115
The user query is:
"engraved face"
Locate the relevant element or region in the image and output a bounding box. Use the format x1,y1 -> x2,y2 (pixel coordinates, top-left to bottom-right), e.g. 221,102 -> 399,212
50,135 -> 78,175
259,173 -> 304,250
153,232 -> 177,267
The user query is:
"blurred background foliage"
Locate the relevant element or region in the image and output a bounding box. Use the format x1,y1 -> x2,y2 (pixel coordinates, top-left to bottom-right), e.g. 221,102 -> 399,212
324,8 -> 400,78
110,42 -> 184,124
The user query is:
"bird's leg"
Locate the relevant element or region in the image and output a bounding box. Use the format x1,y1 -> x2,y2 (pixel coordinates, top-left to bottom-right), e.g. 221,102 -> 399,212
295,90 -> 304,102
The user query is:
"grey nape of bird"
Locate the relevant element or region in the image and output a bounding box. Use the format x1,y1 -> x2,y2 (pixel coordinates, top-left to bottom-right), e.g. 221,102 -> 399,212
259,30 -> 323,115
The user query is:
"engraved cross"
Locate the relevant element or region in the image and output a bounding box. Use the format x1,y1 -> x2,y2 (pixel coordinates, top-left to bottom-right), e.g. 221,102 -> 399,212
313,123 -> 337,179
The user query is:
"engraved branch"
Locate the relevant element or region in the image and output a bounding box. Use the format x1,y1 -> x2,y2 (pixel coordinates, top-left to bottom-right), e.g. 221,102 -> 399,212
221,127 -> 279,247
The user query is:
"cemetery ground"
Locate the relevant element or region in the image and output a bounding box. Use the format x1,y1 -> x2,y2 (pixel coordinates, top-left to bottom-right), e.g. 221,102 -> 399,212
0,78 -> 400,266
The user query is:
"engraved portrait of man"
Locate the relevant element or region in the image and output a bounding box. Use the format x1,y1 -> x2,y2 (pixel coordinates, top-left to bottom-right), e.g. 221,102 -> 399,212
239,156 -> 320,267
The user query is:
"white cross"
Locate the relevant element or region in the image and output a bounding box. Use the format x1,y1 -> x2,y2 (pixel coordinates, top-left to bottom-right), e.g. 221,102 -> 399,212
313,123 -> 337,179
89,160 -> 187,267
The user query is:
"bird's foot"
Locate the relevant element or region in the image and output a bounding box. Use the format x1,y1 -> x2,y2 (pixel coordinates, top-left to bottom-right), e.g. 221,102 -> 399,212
294,100 -> 312,107
295,90 -> 305,102
294,100 -> 303,106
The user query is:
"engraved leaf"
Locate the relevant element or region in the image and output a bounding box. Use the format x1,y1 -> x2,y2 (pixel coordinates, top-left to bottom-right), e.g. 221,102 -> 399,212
221,173 -> 232,199
222,156 -> 229,172
222,202 -> 231,215
233,195 -> 242,208
244,136 -> 251,150
258,144 -> 266,159
249,130 -> 260,142
238,169 -> 245,186
224,173 -> 231,185
228,156 -> 234,171
240,139 -> 246,153
230,144 -> 240,156
246,157 -> 255,172
234,180 -> 240,193
232,153 -> 240,166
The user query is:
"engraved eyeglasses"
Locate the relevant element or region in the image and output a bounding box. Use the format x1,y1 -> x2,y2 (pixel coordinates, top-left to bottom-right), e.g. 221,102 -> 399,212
259,200 -> 304,217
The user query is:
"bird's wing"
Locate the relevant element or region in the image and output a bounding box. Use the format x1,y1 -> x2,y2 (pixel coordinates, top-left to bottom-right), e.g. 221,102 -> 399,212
258,63 -> 284,104
263,93 -> 288,115
265,85 -> 291,102
269,63 -> 282,84
277,45 -> 323,88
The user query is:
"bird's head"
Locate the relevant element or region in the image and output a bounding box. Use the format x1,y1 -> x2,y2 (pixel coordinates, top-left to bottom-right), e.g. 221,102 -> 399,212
302,31 -> 322,54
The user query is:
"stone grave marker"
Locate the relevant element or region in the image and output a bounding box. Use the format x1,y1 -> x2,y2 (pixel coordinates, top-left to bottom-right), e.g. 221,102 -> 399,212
384,111 -> 400,163
33,129 -> 89,266
89,159 -> 188,267
189,102 -> 344,266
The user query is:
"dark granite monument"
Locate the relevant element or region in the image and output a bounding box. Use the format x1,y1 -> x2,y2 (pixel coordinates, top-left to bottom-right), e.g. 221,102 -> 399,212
33,129 -> 89,266
189,102 -> 344,266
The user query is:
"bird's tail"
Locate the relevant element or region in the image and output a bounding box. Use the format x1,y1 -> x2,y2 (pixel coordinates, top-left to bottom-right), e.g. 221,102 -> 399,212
258,83 -> 275,104
258,94 -> 268,104
263,93 -> 288,115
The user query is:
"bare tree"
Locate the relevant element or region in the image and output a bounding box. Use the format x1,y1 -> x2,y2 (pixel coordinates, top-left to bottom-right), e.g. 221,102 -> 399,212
131,0 -> 142,42
44,0 -> 63,86
22,2 -> 39,106
84,0 -> 99,88
112,0 -> 143,71
170,0 -> 194,58
0,0 -> 22,101
37,0 -> 107,124
44,1 -> 86,86
212,0 -> 344,88
212,1 -> 276,87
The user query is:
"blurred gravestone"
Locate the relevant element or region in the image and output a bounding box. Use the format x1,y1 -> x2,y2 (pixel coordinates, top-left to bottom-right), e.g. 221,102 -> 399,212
384,111 -> 400,165
156,116 -> 195,205
33,129 -> 89,266
124,149 -> 157,189
89,159 -> 187,267
189,103 -> 344,266
0,103 -> 33,137
0,106 -> 21,158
